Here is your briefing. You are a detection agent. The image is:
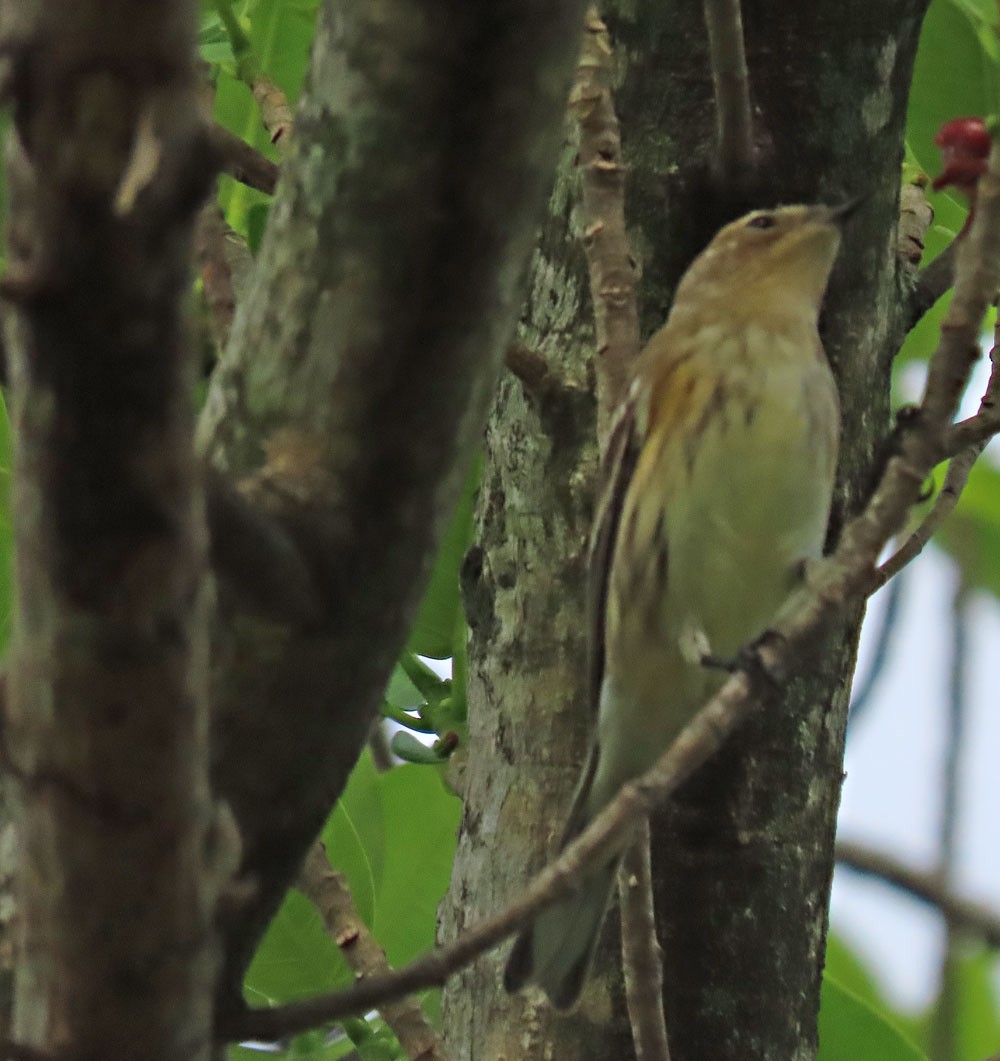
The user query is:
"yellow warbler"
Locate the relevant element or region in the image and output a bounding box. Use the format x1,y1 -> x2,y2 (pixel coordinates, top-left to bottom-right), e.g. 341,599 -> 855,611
504,203 -> 850,1009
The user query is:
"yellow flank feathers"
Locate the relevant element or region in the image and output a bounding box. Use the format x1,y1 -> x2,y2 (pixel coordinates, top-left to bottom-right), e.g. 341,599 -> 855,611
504,203 -> 848,1010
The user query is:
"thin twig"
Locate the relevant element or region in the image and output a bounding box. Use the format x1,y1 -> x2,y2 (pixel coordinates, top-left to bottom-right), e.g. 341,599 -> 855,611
873,446 -> 980,587
836,840 -> 1000,948
944,341 -> 1000,454
298,843 -> 451,1061
220,142 -> 1000,1048
876,342 -> 1000,588
571,7 -> 642,444
702,0 -> 755,194
620,823 -> 671,1061
574,12 -> 667,1046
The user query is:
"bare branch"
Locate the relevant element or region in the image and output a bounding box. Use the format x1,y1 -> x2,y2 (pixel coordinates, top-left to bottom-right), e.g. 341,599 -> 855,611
836,840 -> 1000,949
200,0 -> 594,1015
299,843 -> 452,1061
944,341 -> 1000,454
571,7 -> 642,443
620,823 -> 671,1061
702,0 -> 755,193
876,340 -> 1000,589
872,445 -> 979,587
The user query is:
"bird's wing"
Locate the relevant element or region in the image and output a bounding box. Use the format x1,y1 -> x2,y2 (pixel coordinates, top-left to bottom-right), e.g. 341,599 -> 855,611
587,394 -> 643,720
556,394 -> 642,847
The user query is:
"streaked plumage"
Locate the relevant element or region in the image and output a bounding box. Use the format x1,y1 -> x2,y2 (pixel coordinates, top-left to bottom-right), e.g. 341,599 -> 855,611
505,204 -> 846,1009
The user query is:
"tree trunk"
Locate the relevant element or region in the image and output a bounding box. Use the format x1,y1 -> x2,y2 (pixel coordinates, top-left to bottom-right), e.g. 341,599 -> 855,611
1,1 -> 218,1055
441,1 -> 929,1058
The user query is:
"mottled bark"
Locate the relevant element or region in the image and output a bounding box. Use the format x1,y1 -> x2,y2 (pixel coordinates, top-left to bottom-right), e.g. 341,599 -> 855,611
196,0 -> 591,1015
442,1 -> 929,1058
0,0 -> 218,1056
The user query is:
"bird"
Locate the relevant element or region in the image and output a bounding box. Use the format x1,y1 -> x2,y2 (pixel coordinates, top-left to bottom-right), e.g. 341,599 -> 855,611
503,202 -> 851,1009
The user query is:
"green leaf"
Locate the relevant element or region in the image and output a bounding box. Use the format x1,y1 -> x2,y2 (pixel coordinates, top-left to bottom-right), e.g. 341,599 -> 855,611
824,933 -> 892,1012
819,976 -> 929,1061
384,663 -> 424,711
908,0 -> 994,181
322,751 -> 383,925
371,765 -> 461,969
407,456 -> 480,659
243,888 -> 352,1003
389,730 -> 447,764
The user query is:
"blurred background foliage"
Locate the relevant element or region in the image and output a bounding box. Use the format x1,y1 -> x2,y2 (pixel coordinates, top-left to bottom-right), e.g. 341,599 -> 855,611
0,0 -> 998,1056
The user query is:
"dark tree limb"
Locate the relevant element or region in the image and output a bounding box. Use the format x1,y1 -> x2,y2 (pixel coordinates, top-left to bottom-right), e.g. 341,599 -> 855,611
197,0 -> 593,1019
208,121 -> 279,194
1,0 -> 220,1055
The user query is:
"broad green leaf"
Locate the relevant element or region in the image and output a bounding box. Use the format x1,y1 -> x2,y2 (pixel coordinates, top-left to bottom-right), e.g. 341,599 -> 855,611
371,765 -> 461,969
322,751 -> 384,922
824,933 -> 892,1012
407,456 -> 480,659
384,664 -> 425,711
819,976 -> 929,1061
908,0 -> 993,181
244,888 -> 352,1002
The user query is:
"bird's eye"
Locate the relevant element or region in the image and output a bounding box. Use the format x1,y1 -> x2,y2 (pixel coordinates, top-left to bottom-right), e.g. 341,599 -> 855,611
746,213 -> 776,230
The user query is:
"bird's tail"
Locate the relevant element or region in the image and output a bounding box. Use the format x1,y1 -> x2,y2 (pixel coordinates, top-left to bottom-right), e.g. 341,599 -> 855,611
503,859 -> 618,1010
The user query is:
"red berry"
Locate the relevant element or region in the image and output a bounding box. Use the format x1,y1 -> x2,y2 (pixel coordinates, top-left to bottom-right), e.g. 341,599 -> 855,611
933,117 -> 990,193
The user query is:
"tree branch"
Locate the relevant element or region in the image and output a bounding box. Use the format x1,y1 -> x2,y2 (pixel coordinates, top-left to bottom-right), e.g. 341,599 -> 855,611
198,0 -> 593,1016
875,339 -> 1000,589
620,823 -> 671,1061
298,842 -> 451,1061
2,0 -> 219,1054
208,121 -> 279,194
836,840 -> 1000,949
702,0 -> 755,194
221,136 -> 1000,1045
571,6 -> 642,443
